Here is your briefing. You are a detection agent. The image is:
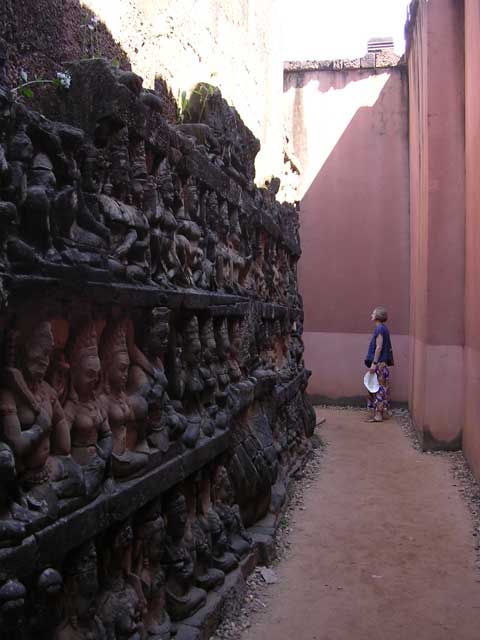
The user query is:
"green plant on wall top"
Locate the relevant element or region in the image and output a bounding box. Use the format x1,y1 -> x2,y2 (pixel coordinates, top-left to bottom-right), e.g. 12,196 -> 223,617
177,88 -> 191,122
177,83 -> 217,123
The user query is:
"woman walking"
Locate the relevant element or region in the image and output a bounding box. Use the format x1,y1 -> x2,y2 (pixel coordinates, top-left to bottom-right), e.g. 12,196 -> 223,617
365,306 -> 394,422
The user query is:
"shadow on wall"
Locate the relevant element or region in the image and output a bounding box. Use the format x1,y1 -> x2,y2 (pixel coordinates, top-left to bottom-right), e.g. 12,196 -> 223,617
295,71 -> 410,402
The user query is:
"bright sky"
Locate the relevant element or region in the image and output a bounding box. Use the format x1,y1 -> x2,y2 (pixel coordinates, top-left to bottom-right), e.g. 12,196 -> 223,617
281,0 -> 411,60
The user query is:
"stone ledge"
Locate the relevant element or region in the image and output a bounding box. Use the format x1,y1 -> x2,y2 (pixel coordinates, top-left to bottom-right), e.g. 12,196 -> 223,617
5,275 -> 302,317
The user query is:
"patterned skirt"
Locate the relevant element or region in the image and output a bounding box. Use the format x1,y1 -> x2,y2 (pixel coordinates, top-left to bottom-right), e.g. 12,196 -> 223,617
367,363 -> 390,417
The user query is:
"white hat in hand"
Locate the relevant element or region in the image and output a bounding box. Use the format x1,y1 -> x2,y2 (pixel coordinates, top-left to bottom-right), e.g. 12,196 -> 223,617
364,371 -> 380,393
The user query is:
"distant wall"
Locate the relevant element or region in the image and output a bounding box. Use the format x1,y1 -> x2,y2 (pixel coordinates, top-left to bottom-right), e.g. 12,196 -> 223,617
284,59 -> 410,402
407,0 -> 465,448
82,0 -> 283,183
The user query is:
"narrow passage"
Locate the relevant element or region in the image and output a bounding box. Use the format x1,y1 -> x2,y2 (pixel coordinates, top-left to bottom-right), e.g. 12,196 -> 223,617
243,408 -> 480,640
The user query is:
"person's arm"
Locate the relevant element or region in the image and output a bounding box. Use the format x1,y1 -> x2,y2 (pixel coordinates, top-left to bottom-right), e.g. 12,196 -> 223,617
370,332 -> 384,373
50,396 -> 71,455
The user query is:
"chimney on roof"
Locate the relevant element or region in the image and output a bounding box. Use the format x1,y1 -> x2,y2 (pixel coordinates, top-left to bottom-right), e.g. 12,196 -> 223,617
367,37 -> 394,53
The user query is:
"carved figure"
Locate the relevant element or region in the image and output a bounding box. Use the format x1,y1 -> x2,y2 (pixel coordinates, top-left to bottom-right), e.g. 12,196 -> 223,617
175,209 -> 202,288
100,320 -> 148,479
150,159 -> 188,287
64,321 -> 113,496
162,492 -> 206,621
214,200 -> 233,291
0,319 -> 79,507
182,176 -> 200,223
213,319 -> 231,392
98,187 -> 150,283
98,519 -> 144,640
207,508 -> 238,573
127,308 -> 185,453
55,541 -> 106,640
199,318 -> 219,434
182,316 -> 211,440
134,502 -> 171,639
212,466 -> 251,559
195,474 -> 236,576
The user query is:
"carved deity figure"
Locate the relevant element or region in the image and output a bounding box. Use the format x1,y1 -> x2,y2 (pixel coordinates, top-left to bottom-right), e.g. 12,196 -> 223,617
214,200 -> 233,291
207,507 -> 238,574
199,318 -> 219,434
133,503 -> 171,640
227,318 -> 243,384
0,319 -> 76,504
149,159 -> 187,287
55,541 -> 107,640
212,466 -> 251,559
127,308 -> 185,453
100,320 -> 148,479
226,207 -> 248,293
98,520 -> 144,640
250,233 -> 267,299
175,208 -> 202,288
182,176 -> 201,224
98,184 -> 151,283
195,474 -> 235,578
182,316 -> 210,440
162,492 -> 206,621
64,321 -> 113,497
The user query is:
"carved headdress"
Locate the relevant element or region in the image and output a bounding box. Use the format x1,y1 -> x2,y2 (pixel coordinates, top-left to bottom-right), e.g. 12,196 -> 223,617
100,319 -> 129,363
99,319 -> 129,392
68,321 -> 99,363
8,319 -> 54,368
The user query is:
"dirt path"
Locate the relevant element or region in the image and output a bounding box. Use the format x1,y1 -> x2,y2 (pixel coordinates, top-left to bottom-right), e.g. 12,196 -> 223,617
242,407 -> 480,640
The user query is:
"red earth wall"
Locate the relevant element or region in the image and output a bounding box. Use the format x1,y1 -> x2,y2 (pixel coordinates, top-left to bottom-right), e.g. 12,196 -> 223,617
283,61 -> 410,403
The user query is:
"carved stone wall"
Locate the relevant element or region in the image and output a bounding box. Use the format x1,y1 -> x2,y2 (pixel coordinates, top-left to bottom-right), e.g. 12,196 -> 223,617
0,55 -> 314,639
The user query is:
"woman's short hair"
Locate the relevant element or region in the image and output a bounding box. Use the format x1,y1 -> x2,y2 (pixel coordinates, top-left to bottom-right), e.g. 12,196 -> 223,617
374,306 -> 388,322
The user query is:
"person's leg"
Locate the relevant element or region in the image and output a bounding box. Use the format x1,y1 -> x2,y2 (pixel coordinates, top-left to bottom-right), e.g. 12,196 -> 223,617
373,364 -> 390,421
366,391 -> 375,420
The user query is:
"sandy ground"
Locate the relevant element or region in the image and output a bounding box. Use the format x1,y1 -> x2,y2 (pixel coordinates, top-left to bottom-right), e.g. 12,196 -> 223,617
241,407 -> 480,640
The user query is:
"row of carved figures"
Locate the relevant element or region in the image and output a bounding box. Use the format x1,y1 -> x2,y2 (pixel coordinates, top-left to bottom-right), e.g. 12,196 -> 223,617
0,69 -> 299,304
0,303 -> 305,547
0,465 -> 252,640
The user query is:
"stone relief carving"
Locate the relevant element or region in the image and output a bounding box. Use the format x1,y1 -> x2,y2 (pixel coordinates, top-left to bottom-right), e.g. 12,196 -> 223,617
0,51 -> 313,639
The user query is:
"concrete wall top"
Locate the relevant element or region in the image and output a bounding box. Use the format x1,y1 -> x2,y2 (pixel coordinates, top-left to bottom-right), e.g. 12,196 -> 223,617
284,52 -> 403,73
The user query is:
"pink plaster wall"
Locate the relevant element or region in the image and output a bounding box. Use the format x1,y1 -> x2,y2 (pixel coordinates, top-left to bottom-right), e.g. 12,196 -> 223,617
407,0 -> 465,448
304,332 -> 410,403
283,66 -> 410,401
463,0 -> 480,475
